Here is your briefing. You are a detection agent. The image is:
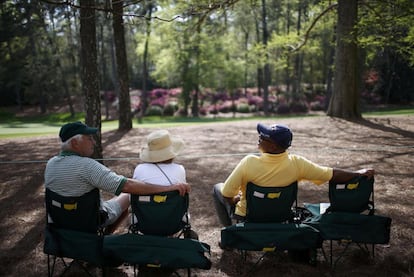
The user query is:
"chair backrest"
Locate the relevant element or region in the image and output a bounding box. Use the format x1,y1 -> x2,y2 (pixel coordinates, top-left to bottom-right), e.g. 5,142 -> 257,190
130,190 -> 189,236
328,176 -> 374,214
45,188 -> 101,233
245,181 -> 298,223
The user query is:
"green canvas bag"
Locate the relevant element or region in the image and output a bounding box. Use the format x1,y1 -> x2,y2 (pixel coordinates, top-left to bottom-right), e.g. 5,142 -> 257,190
220,222 -> 322,251
102,233 -> 212,269
319,212 -> 391,244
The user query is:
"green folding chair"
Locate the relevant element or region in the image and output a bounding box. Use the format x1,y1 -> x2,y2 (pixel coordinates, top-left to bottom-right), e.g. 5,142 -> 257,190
220,182 -> 322,270
128,190 -> 210,276
130,190 -> 191,237
43,188 -> 116,277
318,176 -> 391,267
245,181 -> 298,223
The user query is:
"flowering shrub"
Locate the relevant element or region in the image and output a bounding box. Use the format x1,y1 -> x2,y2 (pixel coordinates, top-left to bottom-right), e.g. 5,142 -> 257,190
210,92 -> 230,103
276,103 -> 290,114
361,91 -> 382,105
309,95 -> 326,111
199,106 -> 208,116
150,97 -> 167,108
289,101 -> 309,113
150,89 -> 169,98
168,88 -> 182,97
247,95 -> 263,106
218,100 -> 235,113
127,86 -> 333,117
362,69 -> 383,104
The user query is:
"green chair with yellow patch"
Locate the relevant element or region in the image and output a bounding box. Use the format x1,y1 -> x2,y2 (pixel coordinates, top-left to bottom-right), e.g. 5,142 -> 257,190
317,176 -> 391,267
43,188 -> 117,276
220,181 -> 322,270
116,190 -> 211,276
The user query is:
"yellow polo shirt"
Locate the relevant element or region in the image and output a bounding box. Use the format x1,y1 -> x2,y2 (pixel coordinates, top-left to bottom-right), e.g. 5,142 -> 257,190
221,152 -> 333,217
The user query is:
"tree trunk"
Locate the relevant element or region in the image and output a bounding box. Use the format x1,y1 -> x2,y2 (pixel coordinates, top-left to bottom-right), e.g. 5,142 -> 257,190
113,0 -> 132,130
327,0 -> 361,119
98,24 -> 109,120
261,0 -> 270,116
80,0 -> 103,159
65,9 -> 77,117
140,7 -> 152,123
191,23 -> 201,118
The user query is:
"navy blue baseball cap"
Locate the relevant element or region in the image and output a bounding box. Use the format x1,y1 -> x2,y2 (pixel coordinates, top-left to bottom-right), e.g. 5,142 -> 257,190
257,123 -> 293,149
59,121 -> 98,142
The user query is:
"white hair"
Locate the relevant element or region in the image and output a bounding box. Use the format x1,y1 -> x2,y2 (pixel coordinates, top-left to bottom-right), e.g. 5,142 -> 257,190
61,134 -> 83,151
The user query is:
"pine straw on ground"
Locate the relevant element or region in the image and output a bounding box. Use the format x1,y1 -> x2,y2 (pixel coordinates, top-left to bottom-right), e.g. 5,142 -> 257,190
0,115 -> 413,276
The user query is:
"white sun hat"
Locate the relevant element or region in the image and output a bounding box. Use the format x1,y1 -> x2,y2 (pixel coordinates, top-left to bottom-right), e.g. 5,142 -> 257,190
139,130 -> 184,163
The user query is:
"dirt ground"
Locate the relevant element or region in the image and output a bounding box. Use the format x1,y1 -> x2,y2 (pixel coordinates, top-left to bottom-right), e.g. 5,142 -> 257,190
0,115 -> 413,277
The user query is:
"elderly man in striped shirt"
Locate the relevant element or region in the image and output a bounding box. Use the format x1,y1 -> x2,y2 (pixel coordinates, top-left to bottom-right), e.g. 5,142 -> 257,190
44,121 -> 190,233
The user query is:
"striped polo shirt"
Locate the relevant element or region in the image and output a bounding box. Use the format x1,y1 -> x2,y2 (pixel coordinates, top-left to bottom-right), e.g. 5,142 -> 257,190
44,151 -> 126,197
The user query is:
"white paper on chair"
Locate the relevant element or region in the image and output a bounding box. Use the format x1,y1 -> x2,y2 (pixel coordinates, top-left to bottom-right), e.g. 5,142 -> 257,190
320,203 -> 331,214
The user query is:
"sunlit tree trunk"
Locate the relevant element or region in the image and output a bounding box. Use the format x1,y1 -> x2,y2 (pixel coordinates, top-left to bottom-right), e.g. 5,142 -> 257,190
139,5 -> 153,122
261,0 -> 270,116
191,21 -> 201,118
327,0 -> 361,119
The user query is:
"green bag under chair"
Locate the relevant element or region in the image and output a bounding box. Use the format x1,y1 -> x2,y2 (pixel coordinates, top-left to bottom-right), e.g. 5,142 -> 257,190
319,212 -> 391,244
102,233 -> 212,270
220,222 -> 322,251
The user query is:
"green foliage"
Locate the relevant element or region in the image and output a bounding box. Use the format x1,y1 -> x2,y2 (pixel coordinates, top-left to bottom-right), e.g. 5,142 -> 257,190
145,105 -> 164,116
163,101 -> 179,116
1,0 -> 414,118
357,0 -> 414,65
236,103 -> 250,113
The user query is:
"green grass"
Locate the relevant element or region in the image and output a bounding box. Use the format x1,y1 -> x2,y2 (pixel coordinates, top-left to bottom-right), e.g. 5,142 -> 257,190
364,108 -> 414,116
0,107 -> 412,139
0,113 -> 314,139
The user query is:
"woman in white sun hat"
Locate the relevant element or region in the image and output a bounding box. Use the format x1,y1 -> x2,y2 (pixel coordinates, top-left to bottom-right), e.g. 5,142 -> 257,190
133,129 -> 186,185
132,129 -> 198,239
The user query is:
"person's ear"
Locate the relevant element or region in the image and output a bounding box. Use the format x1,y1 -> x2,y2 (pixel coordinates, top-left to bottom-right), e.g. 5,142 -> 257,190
69,137 -> 79,150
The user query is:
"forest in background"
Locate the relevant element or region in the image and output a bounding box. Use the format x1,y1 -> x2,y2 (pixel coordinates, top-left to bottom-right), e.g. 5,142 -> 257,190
1,0 -> 413,123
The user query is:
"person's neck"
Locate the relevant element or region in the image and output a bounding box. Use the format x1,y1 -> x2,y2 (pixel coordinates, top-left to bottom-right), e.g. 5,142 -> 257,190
60,150 -> 80,156
266,150 -> 285,154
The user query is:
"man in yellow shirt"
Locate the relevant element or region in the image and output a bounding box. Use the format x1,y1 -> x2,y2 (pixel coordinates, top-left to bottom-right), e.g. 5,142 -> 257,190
212,123 -> 375,226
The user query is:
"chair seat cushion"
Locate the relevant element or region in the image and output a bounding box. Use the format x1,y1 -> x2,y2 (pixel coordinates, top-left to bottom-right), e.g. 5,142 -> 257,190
43,226 -> 109,266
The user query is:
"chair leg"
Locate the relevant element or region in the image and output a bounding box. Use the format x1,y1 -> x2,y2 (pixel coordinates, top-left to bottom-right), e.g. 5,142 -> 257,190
47,254 -> 56,277
372,243 -> 375,258
320,244 -> 329,264
74,260 -> 96,277
242,251 -> 267,276
59,258 -> 74,276
330,240 -> 333,267
332,241 -> 351,269
133,265 -> 138,277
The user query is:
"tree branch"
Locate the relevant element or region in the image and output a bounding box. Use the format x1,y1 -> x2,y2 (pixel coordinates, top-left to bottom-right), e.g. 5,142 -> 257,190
40,0 -> 241,23
291,3 -> 338,52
